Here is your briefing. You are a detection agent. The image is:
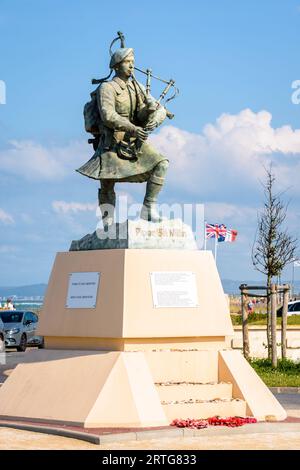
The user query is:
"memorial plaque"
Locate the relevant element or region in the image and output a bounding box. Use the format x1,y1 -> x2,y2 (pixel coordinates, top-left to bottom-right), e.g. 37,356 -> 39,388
66,272 -> 100,309
150,271 -> 198,308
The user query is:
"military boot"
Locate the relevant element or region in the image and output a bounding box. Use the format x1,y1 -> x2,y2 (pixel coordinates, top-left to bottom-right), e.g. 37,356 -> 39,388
140,180 -> 164,223
98,184 -> 116,230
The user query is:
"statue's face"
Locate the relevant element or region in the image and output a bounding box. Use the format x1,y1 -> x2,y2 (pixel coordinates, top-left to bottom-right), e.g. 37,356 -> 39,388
116,54 -> 135,78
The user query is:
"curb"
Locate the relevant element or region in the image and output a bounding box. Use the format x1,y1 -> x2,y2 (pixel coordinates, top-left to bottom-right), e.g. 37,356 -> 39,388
0,421 -> 101,445
1,420 -> 300,446
270,387 -> 300,394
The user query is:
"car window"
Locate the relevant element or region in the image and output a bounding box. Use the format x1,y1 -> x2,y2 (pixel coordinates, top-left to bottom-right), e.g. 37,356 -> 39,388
0,312 -> 23,323
293,302 -> 300,312
288,303 -> 297,311
23,312 -> 32,323
28,312 -> 38,322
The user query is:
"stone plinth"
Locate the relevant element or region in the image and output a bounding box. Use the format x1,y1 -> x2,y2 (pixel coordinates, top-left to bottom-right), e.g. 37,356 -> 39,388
70,219 -> 197,251
0,248 -> 287,427
37,249 -> 233,348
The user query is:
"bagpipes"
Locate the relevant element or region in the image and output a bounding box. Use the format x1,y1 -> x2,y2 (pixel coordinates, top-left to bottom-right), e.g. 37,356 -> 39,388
88,32 -> 179,157
95,31 -> 179,120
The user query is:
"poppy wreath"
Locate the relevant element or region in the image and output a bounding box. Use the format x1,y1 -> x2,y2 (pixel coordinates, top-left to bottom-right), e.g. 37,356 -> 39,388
207,416 -> 257,427
171,418 -> 208,429
171,416 -> 257,429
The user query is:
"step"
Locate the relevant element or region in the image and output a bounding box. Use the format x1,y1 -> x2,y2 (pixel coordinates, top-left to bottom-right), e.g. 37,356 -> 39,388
145,350 -> 219,383
155,382 -> 233,402
162,398 -> 247,421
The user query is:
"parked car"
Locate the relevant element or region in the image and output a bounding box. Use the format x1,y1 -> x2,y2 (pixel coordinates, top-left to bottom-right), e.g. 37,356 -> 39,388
0,317 -> 5,353
277,300 -> 300,317
0,311 -> 44,352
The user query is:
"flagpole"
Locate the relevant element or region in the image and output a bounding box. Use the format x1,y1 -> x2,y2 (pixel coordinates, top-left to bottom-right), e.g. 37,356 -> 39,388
204,220 -> 207,250
214,234 -> 217,262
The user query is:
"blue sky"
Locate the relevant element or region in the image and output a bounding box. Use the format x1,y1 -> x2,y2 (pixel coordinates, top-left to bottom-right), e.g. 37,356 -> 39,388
1,0 -> 300,286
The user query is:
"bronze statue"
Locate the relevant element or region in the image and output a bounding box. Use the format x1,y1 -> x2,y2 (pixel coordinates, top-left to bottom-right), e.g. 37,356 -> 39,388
77,32 -> 178,228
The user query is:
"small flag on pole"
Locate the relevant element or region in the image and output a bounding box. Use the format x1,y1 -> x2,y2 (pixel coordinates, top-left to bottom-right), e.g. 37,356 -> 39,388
205,223 -> 227,239
205,224 -> 238,243
222,229 -> 238,243
204,223 -> 238,261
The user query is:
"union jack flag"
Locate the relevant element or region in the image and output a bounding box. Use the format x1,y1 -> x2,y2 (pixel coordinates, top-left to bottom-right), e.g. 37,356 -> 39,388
205,223 -> 227,240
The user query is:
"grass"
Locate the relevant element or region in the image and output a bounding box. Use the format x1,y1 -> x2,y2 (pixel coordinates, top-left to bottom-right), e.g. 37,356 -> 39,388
231,313 -> 300,326
249,358 -> 300,387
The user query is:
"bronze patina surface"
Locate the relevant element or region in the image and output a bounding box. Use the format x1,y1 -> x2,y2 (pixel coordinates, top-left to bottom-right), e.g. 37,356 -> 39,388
77,32 -> 177,226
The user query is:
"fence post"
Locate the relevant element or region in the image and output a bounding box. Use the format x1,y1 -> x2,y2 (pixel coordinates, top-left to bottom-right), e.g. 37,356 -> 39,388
281,284 -> 289,360
241,287 -> 250,359
271,283 -> 277,368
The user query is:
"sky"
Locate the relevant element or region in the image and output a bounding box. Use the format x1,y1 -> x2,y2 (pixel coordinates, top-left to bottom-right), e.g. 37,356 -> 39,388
0,0 -> 300,286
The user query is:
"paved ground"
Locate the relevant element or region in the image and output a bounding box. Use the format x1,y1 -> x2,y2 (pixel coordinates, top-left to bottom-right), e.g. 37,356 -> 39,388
0,425 -> 299,450
0,397 -> 299,450
0,349 -> 36,382
0,349 -> 300,450
275,393 -> 300,409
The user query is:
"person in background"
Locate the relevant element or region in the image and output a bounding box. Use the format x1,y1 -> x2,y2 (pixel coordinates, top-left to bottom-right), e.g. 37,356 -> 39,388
4,299 -> 15,310
247,300 -> 254,315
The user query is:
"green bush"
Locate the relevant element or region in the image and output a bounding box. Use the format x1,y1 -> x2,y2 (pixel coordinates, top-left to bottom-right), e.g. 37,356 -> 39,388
249,357 -> 300,372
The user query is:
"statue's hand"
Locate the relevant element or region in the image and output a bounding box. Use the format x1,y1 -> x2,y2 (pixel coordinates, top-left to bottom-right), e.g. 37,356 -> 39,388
144,120 -> 157,132
145,107 -> 167,131
134,127 -> 148,142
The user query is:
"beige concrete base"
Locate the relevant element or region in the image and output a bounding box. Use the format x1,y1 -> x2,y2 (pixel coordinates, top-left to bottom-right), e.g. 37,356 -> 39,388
219,350 -> 287,421
0,249 -> 287,426
0,350 -> 168,428
0,348 -> 287,426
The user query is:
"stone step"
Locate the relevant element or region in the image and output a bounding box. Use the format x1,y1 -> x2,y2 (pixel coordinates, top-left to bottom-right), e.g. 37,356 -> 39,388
146,350 -> 219,383
163,398 -> 247,421
155,382 -> 233,402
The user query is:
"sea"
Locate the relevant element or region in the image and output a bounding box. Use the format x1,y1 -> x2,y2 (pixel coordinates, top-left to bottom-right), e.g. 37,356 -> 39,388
11,301 -> 43,311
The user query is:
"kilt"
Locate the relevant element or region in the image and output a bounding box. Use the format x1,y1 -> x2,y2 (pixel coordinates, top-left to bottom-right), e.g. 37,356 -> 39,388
76,141 -> 168,182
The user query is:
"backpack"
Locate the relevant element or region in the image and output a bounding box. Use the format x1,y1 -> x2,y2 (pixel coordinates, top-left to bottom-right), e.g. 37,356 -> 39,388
83,87 -> 101,135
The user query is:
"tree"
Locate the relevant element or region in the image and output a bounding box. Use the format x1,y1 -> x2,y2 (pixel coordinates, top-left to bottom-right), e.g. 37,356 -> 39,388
252,166 -> 297,360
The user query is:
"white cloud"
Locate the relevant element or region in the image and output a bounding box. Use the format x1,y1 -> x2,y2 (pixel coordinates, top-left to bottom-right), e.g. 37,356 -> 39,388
0,140 -> 89,181
0,109 -> 300,209
0,208 -> 14,224
1,108 -> 300,204
52,200 -> 97,214
205,202 -> 258,225
151,109 -> 300,198
51,201 -> 98,237
204,202 -> 259,245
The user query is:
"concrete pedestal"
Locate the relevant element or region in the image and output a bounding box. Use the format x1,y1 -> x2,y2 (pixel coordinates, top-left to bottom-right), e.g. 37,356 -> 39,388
0,249 -> 287,427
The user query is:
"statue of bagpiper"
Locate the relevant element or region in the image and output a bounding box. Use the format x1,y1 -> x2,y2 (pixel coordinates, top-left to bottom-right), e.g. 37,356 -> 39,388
77,32 -> 178,228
